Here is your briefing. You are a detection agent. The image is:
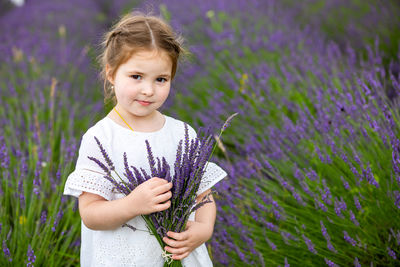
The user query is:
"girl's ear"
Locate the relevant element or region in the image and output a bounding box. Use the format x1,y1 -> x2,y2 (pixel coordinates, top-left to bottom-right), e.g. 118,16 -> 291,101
105,64 -> 114,84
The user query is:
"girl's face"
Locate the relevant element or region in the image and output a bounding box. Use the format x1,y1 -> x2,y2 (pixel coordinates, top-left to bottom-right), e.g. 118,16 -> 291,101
109,49 -> 172,121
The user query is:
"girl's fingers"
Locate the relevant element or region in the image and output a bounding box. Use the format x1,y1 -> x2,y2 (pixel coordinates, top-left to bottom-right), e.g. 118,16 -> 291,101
155,200 -> 170,212
153,182 -> 172,195
172,251 -> 190,260
154,190 -> 172,203
147,177 -> 165,187
164,246 -> 188,255
163,236 -> 187,248
167,231 -> 188,241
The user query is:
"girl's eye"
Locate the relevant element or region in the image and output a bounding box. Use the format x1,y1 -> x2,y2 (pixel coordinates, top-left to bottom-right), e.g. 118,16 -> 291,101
156,77 -> 167,83
131,75 -> 142,80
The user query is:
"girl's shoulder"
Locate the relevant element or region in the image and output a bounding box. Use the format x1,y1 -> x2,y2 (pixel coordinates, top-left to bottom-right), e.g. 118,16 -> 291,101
163,115 -> 197,138
78,117 -> 116,148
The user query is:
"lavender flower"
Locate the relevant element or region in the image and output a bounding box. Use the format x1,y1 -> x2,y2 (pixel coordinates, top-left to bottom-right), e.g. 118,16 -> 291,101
284,257 -> 290,267
314,198 -> 328,212
320,221 -> 337,252
334,197 -> 344,218
40,210 -> 47,225
343,231 -> 357,246
325,258 -> 338,267
321,179 -> 332,205
349,210 -> 359,226
93,136 -> 115,171
122,223 -> 137,231
145,140 -> 157,177
354,196 -> 362,211
354,257 -> 361,267
87,156 -> 110,176
265,236 -> 277,251
2,240 -> 12,262
302,233 -> 317,254
394,191 -> 400,209
0,136 -> 10,169
387,247 -> 397,259
265,221 -> 279,232
26,244 -> 36,267
341,176 -> 350,190
52,207 -> 63,232
320,221 -> 330,240
123,152 -> 137,188
221,112 -> 239,132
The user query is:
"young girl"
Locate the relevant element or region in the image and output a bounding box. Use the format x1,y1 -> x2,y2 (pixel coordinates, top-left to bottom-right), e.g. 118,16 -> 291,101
63,11 -> 227,267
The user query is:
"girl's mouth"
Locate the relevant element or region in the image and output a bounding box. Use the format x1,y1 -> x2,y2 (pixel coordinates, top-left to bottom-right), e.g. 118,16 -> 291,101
137,100 -> 152,106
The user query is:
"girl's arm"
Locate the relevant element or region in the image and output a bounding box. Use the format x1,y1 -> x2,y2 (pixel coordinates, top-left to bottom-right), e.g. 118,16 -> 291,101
163,189 -> 216,260
194,189 -> 216,238
79,177 -> 173,230
79,192 -> 136,230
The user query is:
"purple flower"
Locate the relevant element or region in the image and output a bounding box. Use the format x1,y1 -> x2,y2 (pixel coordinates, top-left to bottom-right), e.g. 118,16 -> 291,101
87,156 -> 110,176
284,257 -> 290,267
306,168 -> 318,181
334,197 -> 344,218
354,257 -> 361,267
343,231 -> 357,246
93,136 -> 114,171
394,191 -> 400,209
2,240 -> 12,262
123,152 -> 137,188
265,221 -> 279,232
321,179 -> 332,205
265,235 -> 277,251
52,207 -> 64,232
341,176 -> 350,190
387,247 -> 397,259
145,140 -> 157,177
27,244 -> 36,266
40,211 -> 47,225
315,198 -> 328,212
0,136 -> 10,169
320,221 -> 330,240
221,112 -> 239,132
320,221 -> 337,252
354,196 -> 362,210
302,234 -> 317,254
324,258 -> 338,267
349,210 -> 359,226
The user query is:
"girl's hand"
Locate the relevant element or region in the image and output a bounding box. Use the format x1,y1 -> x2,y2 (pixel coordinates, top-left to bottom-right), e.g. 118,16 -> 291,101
162,220 -> 213,260
126,177 -> 172,216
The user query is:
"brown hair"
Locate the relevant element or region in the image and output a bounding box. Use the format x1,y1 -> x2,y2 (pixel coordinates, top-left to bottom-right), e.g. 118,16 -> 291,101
98,11 -> 188,105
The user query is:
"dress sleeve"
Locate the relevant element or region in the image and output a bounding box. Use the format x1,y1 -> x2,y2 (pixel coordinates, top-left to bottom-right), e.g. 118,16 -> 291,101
196,162 -> 227,196
185,123 -> 228,196
63,132 -> 115,201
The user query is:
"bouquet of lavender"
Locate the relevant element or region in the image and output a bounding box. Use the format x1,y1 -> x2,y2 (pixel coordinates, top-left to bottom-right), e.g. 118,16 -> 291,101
87,114 -> 237,266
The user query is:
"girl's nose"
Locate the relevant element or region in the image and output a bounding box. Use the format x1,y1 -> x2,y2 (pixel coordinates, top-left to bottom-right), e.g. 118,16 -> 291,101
141,82 -> 154,96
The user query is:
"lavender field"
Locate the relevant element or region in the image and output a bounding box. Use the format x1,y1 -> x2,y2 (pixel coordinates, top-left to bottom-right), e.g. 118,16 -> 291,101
1,0 -> 400,266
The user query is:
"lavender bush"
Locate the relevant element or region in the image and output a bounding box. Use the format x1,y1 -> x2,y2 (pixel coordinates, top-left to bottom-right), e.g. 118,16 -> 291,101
2,0 -> 400,266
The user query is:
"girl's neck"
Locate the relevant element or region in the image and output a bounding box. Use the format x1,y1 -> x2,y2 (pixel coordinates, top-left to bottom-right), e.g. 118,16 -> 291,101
107,107 -> 165,133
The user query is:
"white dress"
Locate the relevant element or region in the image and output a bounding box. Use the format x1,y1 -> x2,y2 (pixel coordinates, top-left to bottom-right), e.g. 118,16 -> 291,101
63,114 -> 227,267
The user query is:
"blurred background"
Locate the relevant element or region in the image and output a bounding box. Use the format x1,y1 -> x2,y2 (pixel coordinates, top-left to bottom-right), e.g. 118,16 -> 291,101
1,0 -> 400,266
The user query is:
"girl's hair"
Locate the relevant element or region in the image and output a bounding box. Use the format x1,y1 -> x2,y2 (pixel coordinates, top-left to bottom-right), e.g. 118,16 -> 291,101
98,11 -> 187,105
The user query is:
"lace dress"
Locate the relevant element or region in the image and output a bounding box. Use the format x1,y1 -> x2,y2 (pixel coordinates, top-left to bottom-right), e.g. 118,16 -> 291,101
63,115 -> 227,267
